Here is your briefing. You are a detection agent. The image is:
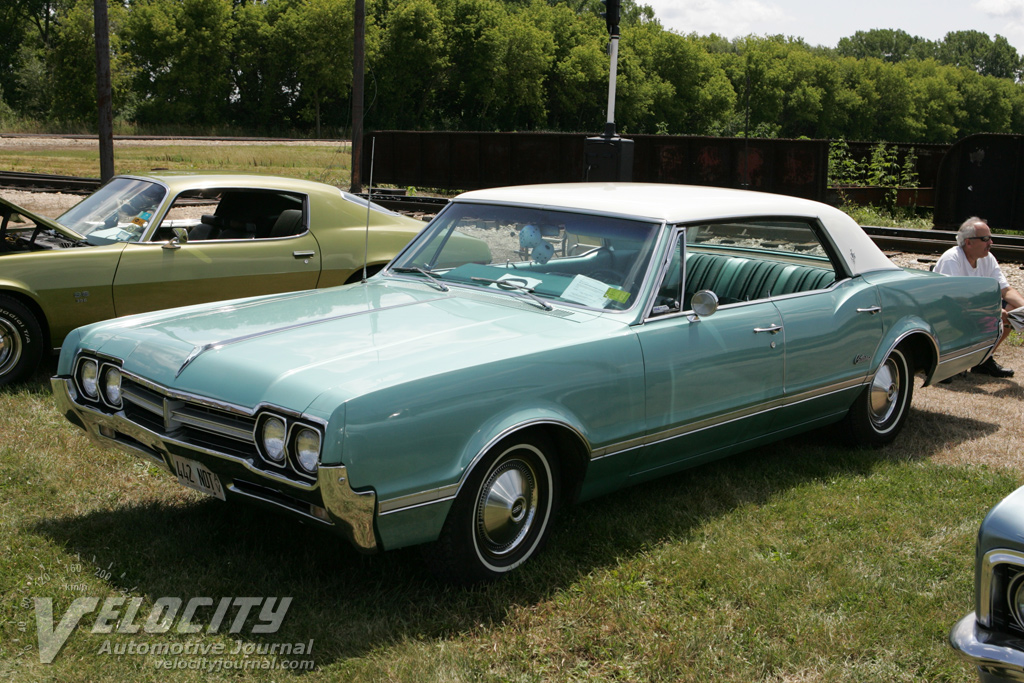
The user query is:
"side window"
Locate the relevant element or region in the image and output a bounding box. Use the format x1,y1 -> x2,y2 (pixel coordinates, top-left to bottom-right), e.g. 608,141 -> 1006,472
152,189 -> 307,242
658,220 -> 837,314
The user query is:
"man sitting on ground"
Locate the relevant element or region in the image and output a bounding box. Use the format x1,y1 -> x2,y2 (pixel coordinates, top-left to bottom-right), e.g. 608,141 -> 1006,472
934,216 -> 1024,378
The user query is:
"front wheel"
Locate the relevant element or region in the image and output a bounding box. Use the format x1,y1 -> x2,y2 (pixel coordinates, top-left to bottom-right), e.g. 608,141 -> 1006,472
424,435 -> 560,583
0,295 -> 44,387
844,347 -> 913,447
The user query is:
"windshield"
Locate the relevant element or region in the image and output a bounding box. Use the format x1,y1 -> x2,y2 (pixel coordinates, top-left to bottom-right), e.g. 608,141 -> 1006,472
58,178 -> 167,245
389,203 -> 661,311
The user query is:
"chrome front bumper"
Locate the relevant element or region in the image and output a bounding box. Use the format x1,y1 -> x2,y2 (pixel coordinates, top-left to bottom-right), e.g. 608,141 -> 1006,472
950,612 -> 1024,682
51,377 -> 378,553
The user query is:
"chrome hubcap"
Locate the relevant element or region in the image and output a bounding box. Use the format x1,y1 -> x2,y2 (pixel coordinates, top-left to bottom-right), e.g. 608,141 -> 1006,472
0,317 -> 21,375
476,456 -> 538,557
869,358 -> 900,426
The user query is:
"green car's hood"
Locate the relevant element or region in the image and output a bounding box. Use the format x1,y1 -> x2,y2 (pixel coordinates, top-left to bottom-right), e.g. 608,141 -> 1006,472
0,195 -> 85,242
77,279 -> 615,413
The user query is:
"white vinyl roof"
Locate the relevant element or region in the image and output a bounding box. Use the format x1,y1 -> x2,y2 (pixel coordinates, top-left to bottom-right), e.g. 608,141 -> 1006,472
456,183 -> 899,276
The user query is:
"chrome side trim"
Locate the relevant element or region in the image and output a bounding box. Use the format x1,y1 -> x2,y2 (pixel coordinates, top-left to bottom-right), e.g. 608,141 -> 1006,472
979,549 -> 1024,627
591,376 -> 866,460
939,339 -> 996,365
378,484 -> 459,515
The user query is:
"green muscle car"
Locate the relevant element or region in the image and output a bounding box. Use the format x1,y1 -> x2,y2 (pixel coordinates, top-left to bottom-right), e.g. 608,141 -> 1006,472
52,183 -> 1002,582
0,172 -> 433,385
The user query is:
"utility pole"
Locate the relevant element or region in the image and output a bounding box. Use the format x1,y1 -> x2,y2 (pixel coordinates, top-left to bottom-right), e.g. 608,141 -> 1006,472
350,0 -> 365,193
93,0 -> 114,181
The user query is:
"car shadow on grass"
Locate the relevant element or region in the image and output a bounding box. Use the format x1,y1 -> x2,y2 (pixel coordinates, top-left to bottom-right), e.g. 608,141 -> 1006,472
27,405 -> 996,668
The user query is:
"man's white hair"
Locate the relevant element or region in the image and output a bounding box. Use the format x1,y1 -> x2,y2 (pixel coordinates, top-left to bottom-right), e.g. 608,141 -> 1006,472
957,216 -> 986,247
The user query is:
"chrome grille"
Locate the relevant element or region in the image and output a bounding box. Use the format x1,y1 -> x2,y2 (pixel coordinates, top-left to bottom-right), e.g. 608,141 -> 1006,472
121,377 -> 257,458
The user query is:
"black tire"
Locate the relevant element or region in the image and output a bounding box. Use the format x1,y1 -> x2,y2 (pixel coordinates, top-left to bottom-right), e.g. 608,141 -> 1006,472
0,295 -> 44,387
424,435 -> 560,583
844,347 -> 913,447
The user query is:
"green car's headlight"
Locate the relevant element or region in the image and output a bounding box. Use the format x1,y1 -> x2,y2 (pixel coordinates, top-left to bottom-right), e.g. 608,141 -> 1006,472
101,365 -> 122,408
294,427 -> 321,475
79,358 -> 99,399
261,416 -> 287,464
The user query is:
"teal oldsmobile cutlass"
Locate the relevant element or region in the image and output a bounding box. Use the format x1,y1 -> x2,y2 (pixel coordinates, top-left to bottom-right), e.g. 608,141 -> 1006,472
53,183 -> 1002,582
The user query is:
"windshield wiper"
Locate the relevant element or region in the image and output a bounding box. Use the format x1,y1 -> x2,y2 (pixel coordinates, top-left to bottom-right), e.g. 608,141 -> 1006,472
391,266 -> 449,292
470,276 -> 553,311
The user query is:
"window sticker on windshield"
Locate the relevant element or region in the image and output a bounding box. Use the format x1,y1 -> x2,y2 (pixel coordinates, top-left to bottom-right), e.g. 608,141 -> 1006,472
131,217 -> 147,227
563,275 -> 629,308
139,211 -> 152,221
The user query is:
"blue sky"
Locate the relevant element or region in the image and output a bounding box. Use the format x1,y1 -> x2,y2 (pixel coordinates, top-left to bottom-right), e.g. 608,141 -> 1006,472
640,0 -> 1024,54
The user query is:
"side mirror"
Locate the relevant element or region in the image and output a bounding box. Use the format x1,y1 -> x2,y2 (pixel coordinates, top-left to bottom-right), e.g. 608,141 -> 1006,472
163,227 -> 188,249
689,290 -> 719,320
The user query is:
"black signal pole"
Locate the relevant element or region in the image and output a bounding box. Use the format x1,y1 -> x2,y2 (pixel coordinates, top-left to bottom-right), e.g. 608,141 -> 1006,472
350,0 -> 365,193
94,0 -> 114,182
583,0 -> 633,182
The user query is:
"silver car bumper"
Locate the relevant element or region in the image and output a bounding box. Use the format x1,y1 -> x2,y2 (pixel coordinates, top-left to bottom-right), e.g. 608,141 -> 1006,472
51,377 -> 378,553
950,612 -> 1024,682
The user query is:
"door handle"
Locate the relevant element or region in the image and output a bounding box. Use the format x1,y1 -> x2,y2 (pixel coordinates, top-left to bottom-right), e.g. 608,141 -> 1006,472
753,324 -> 783,334
857,306 -> 882,315
293,250 -> 315,259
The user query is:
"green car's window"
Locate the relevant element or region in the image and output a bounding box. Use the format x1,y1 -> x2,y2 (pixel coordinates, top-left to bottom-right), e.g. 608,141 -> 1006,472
153,188 -> 307,242
59,178 -> 167,245
390,203 -> 661,311
652,219 -> 839,316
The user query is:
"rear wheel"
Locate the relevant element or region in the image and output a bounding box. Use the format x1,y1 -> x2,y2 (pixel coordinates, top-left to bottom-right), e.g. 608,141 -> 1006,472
424,435 -> 560,583
0,295 -> 44,387
844,347 -> 913,447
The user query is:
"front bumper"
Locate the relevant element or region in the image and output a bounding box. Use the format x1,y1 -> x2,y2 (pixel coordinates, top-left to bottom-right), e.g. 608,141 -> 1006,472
51,376 -> 378,553
950,612 -> 1024,682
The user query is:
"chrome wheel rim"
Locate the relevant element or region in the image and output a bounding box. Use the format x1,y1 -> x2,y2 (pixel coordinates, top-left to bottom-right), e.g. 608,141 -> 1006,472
0,317 -> 21,376
475,455 -> 538,558
868,357 -> 901,427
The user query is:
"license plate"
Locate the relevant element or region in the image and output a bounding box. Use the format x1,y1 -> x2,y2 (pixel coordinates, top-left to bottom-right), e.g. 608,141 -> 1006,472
170,455 -> 225,501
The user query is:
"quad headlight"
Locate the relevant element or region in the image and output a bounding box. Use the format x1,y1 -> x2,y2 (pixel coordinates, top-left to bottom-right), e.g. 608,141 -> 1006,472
78,358 -> 99,399
261,416 -> 287,464
101,365 -> 122,408
255,413 -> 322,478
294,427 -> 321,475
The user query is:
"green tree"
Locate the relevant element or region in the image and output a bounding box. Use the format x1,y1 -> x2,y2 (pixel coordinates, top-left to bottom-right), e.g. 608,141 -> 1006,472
122,0 -> 236,126
836,29 -> 935,63
938,30 -> 1022,80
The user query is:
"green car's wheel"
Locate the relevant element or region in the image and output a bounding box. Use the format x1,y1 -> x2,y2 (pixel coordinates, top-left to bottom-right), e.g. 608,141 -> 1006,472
426,435 -> 560,583
845,347 -> 913,447
0,295 -> 44,387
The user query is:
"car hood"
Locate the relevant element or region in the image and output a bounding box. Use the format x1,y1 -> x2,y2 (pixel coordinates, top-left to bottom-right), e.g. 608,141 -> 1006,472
77,279 -> 617,413
0,195 -> 85,242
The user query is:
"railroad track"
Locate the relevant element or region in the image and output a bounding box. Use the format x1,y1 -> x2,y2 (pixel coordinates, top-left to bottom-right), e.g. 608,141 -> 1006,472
3,171 -> 1024,262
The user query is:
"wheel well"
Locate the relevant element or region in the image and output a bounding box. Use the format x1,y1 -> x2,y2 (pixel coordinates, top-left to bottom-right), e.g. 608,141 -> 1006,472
343,263 -> 385,284
0,289 -> 51,350
895,332 -> 938,378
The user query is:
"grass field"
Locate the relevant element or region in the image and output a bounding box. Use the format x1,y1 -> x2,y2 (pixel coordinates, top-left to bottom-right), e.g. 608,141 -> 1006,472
2,139 -> 1023,682
3,358 -> 1021,682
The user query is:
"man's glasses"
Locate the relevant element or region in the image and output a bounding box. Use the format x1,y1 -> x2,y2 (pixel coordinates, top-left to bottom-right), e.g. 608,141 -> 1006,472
971,235 -> 993,243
